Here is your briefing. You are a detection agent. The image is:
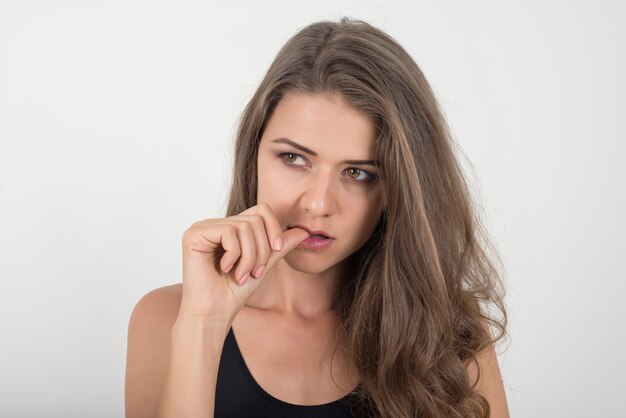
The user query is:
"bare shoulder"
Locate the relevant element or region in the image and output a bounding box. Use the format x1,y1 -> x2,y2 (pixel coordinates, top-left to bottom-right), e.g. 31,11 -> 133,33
466,319 -> 510,418
125,283 -> 182,418
132,283 -> 183,320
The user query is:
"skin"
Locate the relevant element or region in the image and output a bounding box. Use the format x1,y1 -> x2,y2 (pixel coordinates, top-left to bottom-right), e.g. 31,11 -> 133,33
246,90 -> 385,319
222,91 -> 385,405
125,91 -> 510,416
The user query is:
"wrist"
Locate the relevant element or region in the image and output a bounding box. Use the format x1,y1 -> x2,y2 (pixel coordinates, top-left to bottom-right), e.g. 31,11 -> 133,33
174,308 -> 232,333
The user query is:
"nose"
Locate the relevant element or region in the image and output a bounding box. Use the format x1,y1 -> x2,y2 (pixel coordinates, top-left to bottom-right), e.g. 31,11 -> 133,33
299,167 -> 337,217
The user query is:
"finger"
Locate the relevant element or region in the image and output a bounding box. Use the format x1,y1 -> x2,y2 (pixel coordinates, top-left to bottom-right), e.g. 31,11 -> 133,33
219,224 -> 241,274
242,203 -> 284,252
238,214 -> 271,279
232,220 -> 257,284
214,219 -> 257,285
182,220 -> 225,253
265,226 -> 310,271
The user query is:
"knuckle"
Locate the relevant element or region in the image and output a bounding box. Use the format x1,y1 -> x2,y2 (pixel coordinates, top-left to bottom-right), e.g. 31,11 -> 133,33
181,227 -> 194,243
262,205 -> 276,219
228,245 -> 241,258
188,219 -> 204,229
225,224 -> 237,236
264,202 -> 275,213
241,221 -> 253,235
182,219 -> 208,241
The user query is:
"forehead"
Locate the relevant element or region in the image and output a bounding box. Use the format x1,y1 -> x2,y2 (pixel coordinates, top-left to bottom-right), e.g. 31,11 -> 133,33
261,92 -> 376,156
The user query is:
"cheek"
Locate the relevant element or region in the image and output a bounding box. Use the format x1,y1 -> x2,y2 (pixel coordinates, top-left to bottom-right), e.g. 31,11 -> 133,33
257,156 -> 278,199
257,158 -> 296,216
342,195 -> 382,242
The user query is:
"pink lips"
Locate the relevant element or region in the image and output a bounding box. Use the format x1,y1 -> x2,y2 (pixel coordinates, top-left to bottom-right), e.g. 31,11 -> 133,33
298,235 -> 334,250
289,224 -> 334,239
288,224 -> 335,250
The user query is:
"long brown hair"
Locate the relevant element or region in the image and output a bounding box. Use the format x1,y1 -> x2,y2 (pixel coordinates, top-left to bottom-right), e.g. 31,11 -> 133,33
225,17 -> 508,418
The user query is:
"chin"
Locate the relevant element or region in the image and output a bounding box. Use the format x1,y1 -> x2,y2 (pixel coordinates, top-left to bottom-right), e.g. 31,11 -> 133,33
282,250 -> 351,276
284,258 -> 327,274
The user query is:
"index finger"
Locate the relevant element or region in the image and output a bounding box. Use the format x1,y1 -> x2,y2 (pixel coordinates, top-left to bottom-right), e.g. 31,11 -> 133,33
265,226 -> 311,271
241,202 -> 289,252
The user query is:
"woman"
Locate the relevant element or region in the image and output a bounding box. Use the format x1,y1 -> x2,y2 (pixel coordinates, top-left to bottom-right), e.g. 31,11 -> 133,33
126,17 -> 509,418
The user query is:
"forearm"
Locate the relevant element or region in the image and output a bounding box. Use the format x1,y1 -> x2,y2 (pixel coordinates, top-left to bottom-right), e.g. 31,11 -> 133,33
157,315 -> 229,418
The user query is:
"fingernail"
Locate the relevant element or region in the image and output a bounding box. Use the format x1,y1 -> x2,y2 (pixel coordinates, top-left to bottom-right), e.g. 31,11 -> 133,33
273,237 -> 284,251
253,265 -> 265,278
224,263 -> 234,273
239,272 -> 250,285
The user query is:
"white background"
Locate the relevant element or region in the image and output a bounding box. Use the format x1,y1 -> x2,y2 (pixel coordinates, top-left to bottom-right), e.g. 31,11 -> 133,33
1,1 -> 624,417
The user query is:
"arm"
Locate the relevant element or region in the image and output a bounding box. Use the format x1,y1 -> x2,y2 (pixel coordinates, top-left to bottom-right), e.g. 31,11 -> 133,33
129,206 -> 305,416
466,321 -> 510,418
125,285 -> 229,418
157,312 -> 229,418
126,286 -> 180,418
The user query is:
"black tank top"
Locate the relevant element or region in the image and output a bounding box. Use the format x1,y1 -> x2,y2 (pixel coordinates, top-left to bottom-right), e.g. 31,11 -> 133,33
214,326 -> 360,417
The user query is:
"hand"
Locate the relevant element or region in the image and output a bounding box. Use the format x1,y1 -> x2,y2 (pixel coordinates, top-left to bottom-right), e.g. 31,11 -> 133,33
177,203 -> 310,326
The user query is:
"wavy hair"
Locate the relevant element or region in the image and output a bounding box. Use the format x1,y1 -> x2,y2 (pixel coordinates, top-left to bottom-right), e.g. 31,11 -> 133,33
225,17 -> 508,418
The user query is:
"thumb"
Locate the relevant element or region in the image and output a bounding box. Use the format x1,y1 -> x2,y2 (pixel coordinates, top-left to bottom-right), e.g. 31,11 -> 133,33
266,227 -> 310,269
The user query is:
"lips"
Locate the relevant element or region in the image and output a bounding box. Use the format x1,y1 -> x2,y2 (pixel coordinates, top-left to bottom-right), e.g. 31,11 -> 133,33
289,224 -> 334,239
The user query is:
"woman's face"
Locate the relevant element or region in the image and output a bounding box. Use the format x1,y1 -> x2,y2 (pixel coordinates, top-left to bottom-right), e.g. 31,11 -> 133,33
257,91 -> 385,274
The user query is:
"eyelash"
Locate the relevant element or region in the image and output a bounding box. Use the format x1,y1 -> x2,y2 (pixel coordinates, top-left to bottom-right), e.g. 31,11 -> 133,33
275,149 -> 378,184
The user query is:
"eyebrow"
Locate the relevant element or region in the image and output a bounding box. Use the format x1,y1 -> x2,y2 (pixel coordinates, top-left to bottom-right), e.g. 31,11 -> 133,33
271,138 -> 378,166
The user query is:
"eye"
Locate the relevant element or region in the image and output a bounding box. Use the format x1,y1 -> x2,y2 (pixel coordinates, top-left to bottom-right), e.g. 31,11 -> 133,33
346,167 -> 375,182
276,150 -> 378,184
279,152 -> 307,166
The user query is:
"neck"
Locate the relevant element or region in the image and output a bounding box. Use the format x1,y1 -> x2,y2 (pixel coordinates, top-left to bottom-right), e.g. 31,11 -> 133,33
245,258 -> 347,320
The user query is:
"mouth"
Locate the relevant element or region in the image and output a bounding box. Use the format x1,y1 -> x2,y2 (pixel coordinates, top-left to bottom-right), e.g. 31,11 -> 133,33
288,224 -> 335,240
